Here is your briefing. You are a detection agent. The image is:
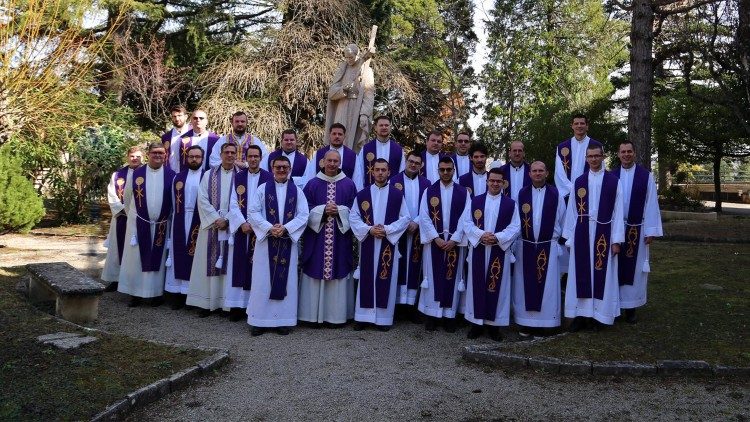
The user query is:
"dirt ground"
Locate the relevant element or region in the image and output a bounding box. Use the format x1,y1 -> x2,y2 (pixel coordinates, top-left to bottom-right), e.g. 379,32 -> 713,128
1,233 -> 748,421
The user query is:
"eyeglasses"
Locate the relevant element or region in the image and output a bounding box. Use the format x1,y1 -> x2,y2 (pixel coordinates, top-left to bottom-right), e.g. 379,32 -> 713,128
193,116 -> 206,120
438,168 -> 454,173
457,140 -> 470,144
273,165 -> 290,170
407,159 -> 422,165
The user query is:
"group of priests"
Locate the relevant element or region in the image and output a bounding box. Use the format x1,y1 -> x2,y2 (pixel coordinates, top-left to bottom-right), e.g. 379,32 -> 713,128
101,108 -> 662,339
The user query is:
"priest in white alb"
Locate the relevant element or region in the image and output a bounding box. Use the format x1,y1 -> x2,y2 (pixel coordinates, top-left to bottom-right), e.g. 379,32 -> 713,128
246,155 -> 309,335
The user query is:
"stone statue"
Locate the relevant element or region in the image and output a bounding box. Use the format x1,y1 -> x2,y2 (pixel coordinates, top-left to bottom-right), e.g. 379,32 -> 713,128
325,30 -> 377,152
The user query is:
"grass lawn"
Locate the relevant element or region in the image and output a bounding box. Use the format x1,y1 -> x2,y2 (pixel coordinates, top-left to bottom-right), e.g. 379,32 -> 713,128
0,267 -> 211,421
663,215 -> 750,243
30,223 -> 108,237
507,241 -> 750,366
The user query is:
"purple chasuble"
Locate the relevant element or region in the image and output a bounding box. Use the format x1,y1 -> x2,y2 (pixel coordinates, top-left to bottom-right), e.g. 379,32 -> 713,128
300,175 -> 357,280
573,171 -> 618,300
361,139 -> 403,187
613,165 -> 650,286
499,162 -> 531,197
172,169 -> 204,280
426,182 -> 468,307
391,172 -> 431,289
205,166 -> 234,277
357,186 -> 403,308
313,146 -> 356,179
517,185 -> 558,311
265,180 -> 298,300
132,165 -> 175,272
557,138 -> 603,183
226,133 -> 259,162
113,166 -> 131,264
268,150 -> 308,178
470,194 -> 515,320
231,169 -> 272,290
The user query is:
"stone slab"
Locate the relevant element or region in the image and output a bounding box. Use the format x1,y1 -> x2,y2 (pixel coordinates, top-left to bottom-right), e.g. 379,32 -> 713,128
558,360 -> 592,375
91,399 -> 131,422
37,332 -> 82,342
592,361 -> 657,376
528,356 -> 561,373
44,336 -> 98,350
197,351 -> 229,373
657,360 -> 712,376
127,379 -> 170,407
713,365 -> 750,377
27,262 -> 104,296
169,366 -> 202,391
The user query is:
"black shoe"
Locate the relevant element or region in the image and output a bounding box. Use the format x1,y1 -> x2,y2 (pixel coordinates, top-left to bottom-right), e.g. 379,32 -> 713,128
104,282 -> 118,292
376,325 -> 391,332
569,317 -> 585,332
229,308 -> 246,322
276,327 -> 290,335
150,296 -> 164,307
408,308 -> 424,324
487,327 -> 503,342
625,308 -> 637,324
425,317 -> 437,332
352,322 -> 366,331
467,324 -> 483,339
127,296 -> 142,307
197,309 -> 211,318
443,318 -> 457,333
250,326 -> 264,336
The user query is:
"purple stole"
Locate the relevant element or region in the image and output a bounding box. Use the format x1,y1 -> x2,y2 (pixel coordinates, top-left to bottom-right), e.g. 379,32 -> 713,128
314,146 -> 356,179
470,194 -> 515,320
231,169 -> 272,290
265,180 -> 298,300
557,138 -> 603,183
172,169 -> 204,280
613,165 -> 649,286
458,171 -> 478,197
517,185 -> 558,311
132,165 -> 175,271
418,151 -> 446,178
357,186 -> 403,308
391,172 -> 431,290
426,182 -> 468,307
182,131 -> 220,171
204,133 -> 220,170
161,131 -> 173,169
573,171 -> 618,300
113,166 -> 130,264
268,150 -> 308,178
499,162 -> 531,197
205,166 -> 234,277
361,139 -> 403,187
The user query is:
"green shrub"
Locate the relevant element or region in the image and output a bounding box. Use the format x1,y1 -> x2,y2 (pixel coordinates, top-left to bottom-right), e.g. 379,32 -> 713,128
0,152 -> 45,233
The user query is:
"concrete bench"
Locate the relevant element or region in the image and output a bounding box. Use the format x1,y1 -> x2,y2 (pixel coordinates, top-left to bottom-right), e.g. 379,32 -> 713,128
27,262 -> 104,324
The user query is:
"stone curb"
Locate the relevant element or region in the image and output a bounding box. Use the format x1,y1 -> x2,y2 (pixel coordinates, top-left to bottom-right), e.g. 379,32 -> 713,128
462,347 -> 749,378
90,349 -> 229,421
29,230 -> 106,239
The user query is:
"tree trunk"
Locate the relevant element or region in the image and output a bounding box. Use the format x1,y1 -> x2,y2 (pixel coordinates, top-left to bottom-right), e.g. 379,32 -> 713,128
713,142 -> 723,213
628,0 -> 655,169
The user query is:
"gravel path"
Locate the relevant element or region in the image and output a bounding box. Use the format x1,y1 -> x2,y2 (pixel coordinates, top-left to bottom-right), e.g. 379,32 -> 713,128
1,234 -> 748,421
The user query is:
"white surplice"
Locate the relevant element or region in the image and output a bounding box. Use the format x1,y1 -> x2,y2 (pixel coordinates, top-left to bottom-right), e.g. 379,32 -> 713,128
165,169 -> 202,294
101,167 -> 134,282
562,169 -> 625,324
396,174 -> 427,305
118,166 -> 169,298
463,193 -> 520,326
350,183 -> 411,326
511,185 -> 566,327
352,139 -> 406,191
246,180 -> 309,327
417,182 -> 471,319
209,133 -> 270,170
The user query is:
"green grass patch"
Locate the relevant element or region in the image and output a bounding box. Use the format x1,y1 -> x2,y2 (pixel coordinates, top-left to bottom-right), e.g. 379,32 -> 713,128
0,267 -> 211,421
663,215 -> 750,242
507,241 -> 750,366
30,223 -> 107,237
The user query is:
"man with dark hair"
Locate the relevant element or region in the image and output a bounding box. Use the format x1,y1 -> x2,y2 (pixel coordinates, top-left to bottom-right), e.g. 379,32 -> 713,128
554,114 -> 604,200
497,141 -> 531,201
613,140 -> 662,323
390,150 -> 431,314
118,142 -> 176,307
211,111 -> 269,170
164,105 -> 191,171
164,145 -> 204,310
512,161 -> 566,334
420,129 -> 452,183
350,158 -> 411,330
304,123 -> 357,181
450,130 -> 472,178
418,157 -> 470,332
224,144 -> 273,321
186,142 -> 238,317
353,115 -> 405,191
267,129 -> 308,189
246,155 -> 310,335
562,144 -> 624,330
177,109 -> 221,172
459,142 -> 491,198
102,146 -> 143,291
462,167 -> 520,340
298,150 -> 358,326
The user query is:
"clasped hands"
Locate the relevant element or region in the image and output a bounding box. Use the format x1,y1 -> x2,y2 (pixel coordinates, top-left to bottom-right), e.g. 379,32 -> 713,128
433,237 -> 457,251
479,232 -> 498,246
369,224 -> 387,239
269,223 -> 287,238
324,201 -> 339,217
213,218 -> 229,230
